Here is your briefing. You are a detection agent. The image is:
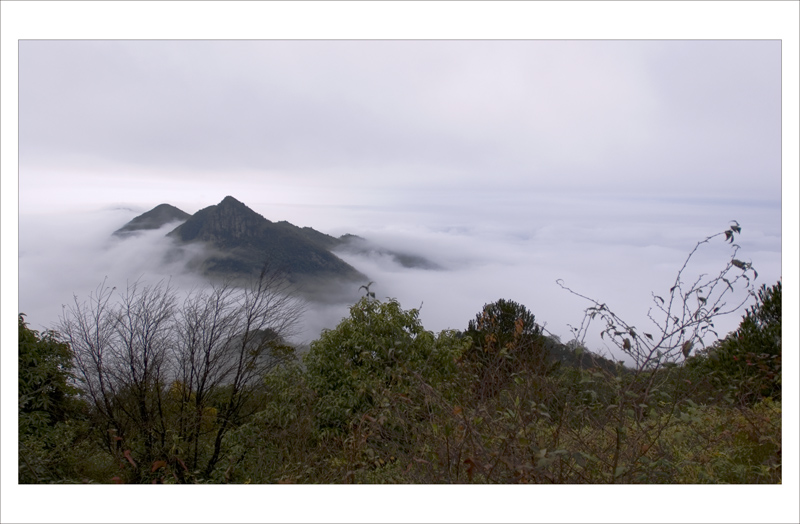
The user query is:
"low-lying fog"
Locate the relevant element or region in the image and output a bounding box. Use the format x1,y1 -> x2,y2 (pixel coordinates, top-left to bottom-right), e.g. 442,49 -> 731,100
18,192 -> 781,363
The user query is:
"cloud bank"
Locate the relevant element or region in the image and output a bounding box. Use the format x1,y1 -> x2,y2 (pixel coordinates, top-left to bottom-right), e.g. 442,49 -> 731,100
19,192 -> 781,364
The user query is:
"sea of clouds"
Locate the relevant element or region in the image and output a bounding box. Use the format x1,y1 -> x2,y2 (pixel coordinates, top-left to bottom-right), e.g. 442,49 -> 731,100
18,191 -> 781,364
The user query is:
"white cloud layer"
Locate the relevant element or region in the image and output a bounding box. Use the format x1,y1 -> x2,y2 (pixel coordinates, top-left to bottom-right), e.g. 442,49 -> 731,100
19,192 -> 781,365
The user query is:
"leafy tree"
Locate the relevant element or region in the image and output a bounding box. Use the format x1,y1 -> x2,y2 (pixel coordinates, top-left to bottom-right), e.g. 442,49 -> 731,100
688,280 -> 781,403
19,314 -> 76,427
209,361 -> 319,483
300,292 -> 471,482
467,299 -> 539,343
18,314 -> 83,483
464,299 -> 550,398
304,294 -> 468,436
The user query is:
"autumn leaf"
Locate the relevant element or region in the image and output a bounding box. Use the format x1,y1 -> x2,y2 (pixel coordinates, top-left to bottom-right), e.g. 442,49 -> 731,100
123,449 -> 138,469
731,259 -> 747,270
464,458 -> 476,482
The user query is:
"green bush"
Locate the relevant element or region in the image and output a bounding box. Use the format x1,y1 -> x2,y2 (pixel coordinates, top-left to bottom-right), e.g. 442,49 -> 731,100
18,315 -> 86,483
464,299 -> 553,399
687,280 -> 781,404
304,296 -> 468,436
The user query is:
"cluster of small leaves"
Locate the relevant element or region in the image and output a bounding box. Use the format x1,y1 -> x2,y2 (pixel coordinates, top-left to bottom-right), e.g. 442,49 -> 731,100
559,221 -> 758,370
655,397 -> 781,483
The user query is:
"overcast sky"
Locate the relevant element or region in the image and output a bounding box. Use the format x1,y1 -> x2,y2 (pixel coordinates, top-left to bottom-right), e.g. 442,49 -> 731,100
19,39 -> 781,212
4,2 -> 799,523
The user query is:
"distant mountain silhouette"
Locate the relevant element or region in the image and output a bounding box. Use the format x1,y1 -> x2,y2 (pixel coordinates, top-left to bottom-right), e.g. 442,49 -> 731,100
163,196 -> 365,283
114,196 -> 440,287
113,204 -> 191,236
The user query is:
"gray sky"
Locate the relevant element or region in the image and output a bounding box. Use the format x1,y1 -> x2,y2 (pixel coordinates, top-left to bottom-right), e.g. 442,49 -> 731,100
19,39 -> 781,212
4,2 -> 798,523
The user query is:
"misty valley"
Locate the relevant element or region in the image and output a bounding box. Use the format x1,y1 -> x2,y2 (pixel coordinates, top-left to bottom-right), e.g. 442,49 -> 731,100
19,205 -> 781,484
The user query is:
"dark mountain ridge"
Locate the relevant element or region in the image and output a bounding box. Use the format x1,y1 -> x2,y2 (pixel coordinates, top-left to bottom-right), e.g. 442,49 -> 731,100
114,196 -> 440,288
163,196 -> 365,282
113,203 -> 191,236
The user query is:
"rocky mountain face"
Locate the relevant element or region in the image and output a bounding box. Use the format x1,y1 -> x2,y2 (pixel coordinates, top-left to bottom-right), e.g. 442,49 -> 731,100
170,196 -> 266,244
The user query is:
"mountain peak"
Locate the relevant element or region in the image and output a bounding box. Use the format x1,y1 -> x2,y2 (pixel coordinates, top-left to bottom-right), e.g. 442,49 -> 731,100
113,203 -> 190,236
219,195 -> 244,207
169,196 -> 269,244
164,196 -> 365,282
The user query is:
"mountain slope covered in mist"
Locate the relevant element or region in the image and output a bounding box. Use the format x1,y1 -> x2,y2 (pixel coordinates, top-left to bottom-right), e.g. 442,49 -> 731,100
166,195 -> 366,282
113,196 -> 439,287
112,203 -> 191,236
